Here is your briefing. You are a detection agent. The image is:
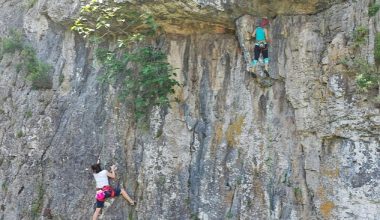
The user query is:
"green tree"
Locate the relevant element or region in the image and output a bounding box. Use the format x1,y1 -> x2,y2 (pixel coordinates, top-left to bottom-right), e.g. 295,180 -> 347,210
72,0 -> 180,122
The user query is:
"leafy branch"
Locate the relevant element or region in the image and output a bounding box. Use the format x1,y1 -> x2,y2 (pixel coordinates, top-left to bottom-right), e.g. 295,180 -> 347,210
72,0 -> 180,122
96,47 -> 180,121
71,0 -> 157,45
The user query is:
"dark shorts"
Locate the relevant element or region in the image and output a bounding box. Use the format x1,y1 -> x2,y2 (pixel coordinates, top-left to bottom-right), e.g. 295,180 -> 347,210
253,44 -> 268,60
95,187 -> 121,208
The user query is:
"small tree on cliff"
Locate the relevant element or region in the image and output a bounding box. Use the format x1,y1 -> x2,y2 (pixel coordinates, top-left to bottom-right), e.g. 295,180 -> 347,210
71,0 -> 180,123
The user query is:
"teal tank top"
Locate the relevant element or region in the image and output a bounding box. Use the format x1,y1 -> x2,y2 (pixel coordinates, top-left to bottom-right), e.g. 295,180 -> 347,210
255,27 -> 265,41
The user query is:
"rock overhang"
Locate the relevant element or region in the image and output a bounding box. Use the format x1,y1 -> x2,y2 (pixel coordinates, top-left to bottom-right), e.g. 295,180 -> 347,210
124,0 -> 345,34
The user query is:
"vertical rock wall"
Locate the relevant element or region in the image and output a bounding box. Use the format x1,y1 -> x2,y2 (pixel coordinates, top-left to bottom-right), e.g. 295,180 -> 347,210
0,0 -> 379,219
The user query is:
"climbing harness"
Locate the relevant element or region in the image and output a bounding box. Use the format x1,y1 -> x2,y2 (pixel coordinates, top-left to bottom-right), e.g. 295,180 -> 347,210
256,41 -> 267,49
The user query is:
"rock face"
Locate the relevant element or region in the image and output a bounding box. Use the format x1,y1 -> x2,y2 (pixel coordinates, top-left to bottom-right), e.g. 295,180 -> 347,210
0,0 -> 379,220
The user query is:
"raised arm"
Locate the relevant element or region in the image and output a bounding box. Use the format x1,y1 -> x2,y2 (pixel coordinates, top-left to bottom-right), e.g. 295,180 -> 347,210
264,28 -> 270,43
107,165 -> 117,179
252,28 -> 257,39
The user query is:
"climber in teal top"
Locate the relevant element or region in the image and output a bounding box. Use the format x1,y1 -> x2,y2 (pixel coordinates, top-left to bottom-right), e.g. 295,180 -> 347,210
248,18 -> 270,76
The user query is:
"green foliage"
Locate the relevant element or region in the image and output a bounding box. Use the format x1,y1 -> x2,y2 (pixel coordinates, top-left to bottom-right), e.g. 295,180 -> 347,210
353,26 -> 369,47
26,0 -> 38,9
338,56 -> 351,67
184,197 -> 190,206
155,128 -> 163,138
31,183 -> 44,219
0,31 -> 52,89
0,30 -> 23,55
342,26 -> 380,99
352,59 -> 379,92
265,157 -> 273,168
71,0 -> 158,45
226,211 -> 233,219
96,47 -> 179,121
155,175 -> 166,186
25,110 -> 32,118
236,176 -> 242,185
375,33 -> 380,64
356,73 -> 378,91
128,212 -> 133,220
293,187 -> 302,204
16,63 -> 23,73
16,130 -> 24,138
342,58 -> 379,92
59,74 -> 64,85
369,3 -> 380,17
246,198 -> 252,208
72,0 -> 179,122
1,181 -> 7,192
22,46 -> 52,89
190,213 -> 200,220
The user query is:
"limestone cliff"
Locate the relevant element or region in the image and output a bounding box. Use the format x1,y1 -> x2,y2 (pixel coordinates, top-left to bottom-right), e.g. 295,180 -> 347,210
0,0 -> 379,220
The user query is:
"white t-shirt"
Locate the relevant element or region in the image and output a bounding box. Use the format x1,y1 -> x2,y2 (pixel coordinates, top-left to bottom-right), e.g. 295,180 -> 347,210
93,170 -> 109,188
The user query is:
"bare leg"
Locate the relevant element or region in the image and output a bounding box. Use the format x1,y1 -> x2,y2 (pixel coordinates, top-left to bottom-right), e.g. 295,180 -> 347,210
250,58 -> 258,74
92,208 -> 101,220
263,50 -> 269,76
121,188 -> 135,205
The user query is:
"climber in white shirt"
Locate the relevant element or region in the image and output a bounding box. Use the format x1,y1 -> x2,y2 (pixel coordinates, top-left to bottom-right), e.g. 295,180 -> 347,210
91,161 -> 135,220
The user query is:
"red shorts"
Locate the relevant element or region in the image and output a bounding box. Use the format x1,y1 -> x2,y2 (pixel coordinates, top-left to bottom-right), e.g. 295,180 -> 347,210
95,186 -> 121,208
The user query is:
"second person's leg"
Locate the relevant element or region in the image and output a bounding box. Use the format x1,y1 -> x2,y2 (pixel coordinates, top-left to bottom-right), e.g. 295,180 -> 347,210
262,45 -> 269,75
250,45 -> 261,73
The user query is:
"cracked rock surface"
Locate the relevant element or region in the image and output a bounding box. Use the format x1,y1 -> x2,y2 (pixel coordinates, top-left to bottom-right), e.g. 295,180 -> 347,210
0,0 -> 379,219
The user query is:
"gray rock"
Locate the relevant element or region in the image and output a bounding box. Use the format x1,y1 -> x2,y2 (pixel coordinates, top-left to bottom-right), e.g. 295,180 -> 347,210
0,0 -> 379,220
